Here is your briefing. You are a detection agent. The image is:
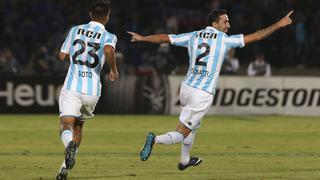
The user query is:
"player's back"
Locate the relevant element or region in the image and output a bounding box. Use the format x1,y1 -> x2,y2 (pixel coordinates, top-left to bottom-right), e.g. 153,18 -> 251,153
182,27 -> 226,94
180,26 -> 244,94
60,21 -> 117,96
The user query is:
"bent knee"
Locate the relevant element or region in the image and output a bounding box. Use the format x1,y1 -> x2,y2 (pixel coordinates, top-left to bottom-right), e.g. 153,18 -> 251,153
183,131 -> 196,145
60,116 -> 77,131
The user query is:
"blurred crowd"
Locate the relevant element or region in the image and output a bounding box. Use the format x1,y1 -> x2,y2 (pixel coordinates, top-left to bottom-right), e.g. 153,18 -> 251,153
0,0 -> 319,75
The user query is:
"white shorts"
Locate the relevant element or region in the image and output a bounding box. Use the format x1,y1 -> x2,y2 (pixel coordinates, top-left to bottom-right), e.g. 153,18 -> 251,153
179,83 -> 213,130
59,89 -> 100,120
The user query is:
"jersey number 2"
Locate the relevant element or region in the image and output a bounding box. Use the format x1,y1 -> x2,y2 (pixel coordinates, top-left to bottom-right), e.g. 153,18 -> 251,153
72,39 -> 101,68
195,43 -> 210,66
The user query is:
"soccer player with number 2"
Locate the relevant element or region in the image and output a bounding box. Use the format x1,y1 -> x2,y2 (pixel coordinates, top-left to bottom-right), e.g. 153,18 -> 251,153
128,10 -> 293,170
56,0 -> 119,179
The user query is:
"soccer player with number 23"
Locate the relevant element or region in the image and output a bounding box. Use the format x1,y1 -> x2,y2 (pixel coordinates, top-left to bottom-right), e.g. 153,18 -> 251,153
56,1 -> 119,179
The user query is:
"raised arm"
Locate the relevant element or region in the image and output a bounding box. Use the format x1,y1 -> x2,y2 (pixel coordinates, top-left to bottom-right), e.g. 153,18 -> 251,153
127,31 -> 171,44
244,10 -> 294,45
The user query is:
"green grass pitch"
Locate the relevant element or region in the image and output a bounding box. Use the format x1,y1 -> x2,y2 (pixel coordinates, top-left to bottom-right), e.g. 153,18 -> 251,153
0,115 -> 320,179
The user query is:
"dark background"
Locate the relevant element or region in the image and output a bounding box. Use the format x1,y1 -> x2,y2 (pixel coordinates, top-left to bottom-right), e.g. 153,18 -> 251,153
0,0 -> 319,76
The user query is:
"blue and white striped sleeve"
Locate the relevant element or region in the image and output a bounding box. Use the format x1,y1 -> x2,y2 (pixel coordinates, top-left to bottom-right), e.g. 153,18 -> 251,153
60,27 -> 74,54
168,32 -> 193,47
225,34 -> 245,48
103,33 -> 117,49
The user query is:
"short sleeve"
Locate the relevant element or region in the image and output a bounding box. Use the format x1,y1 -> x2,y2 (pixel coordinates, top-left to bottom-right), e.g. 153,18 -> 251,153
225,34 -> 245,48
168,32 -> 194,47
60,27 -> 75,54
103,34 -> 117,49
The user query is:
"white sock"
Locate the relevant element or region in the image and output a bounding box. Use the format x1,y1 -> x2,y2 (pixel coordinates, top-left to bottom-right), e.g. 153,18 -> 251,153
61,130 -> 73,148
59,160 -> 66,172
180,131 -> 196,165
155,131 -> 183,145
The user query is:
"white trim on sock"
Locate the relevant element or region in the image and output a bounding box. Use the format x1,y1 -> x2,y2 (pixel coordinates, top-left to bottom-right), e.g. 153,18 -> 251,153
61,130 -> 73,148
180,131 -> 196,164
59,160 -> 66,172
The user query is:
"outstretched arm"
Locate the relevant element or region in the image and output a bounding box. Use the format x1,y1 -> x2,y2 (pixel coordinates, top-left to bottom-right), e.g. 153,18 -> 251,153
244,10 -> 294,45
127,31 -> 171,44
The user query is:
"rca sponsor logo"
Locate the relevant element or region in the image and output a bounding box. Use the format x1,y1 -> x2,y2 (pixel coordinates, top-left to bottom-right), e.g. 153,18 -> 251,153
0,82 -> 62,106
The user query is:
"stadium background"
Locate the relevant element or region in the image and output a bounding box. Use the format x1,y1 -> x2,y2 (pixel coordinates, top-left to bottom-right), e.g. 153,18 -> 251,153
0,0 -> 319,115
1,1 -> 320,179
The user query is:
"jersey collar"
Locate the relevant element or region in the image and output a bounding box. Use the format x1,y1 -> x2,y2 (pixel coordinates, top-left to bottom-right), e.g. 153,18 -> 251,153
89,21 -> 106,30
206,26 -> 226,35
206,26 -> 221,32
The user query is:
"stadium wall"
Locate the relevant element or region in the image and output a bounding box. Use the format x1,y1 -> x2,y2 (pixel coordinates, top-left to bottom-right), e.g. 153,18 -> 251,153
0,75 -> 170,114
169,76 -> 320,116
0,76 -> 63,113
1,75 -> 319,115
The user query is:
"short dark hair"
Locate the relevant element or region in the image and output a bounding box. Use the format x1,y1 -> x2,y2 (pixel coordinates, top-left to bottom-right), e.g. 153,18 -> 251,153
90,0 -> 111,19
207,10 -> 227,25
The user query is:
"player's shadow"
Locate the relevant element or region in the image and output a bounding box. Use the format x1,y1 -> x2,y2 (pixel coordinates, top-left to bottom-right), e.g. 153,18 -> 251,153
225,116 -> 261,122
72,171 -> 180,179
72,173 -> 137,179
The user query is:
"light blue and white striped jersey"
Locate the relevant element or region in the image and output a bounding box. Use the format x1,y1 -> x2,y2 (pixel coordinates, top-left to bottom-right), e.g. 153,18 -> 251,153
169,26 -> 244,94
61,21 -> 117,97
